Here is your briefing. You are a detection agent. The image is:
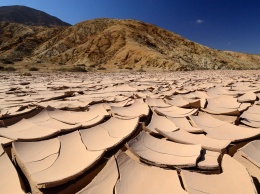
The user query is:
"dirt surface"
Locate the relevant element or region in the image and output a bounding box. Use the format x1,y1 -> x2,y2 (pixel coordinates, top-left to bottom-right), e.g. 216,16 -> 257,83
0,70 -> 260,193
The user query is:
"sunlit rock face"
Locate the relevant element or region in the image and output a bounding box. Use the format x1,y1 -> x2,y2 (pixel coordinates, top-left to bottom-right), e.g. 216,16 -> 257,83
1,16 -> 260,71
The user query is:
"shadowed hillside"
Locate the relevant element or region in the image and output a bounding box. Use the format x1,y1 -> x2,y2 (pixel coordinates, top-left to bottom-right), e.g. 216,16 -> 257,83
0,5 -> 71,27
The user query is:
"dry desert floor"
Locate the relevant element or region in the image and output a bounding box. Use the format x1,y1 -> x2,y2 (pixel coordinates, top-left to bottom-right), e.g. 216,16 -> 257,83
0,70 -> 260,194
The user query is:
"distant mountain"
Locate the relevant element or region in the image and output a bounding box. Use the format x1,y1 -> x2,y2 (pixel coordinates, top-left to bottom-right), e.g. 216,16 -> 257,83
0,5 -> 71,27
0,17 -> 260,71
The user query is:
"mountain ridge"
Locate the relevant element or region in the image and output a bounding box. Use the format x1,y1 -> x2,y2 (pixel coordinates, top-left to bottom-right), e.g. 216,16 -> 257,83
0,15 -> 260,71
0,5 -> 71,27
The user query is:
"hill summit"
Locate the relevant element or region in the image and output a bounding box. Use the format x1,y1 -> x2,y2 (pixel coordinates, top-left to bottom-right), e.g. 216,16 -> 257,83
0,5 -> 71,27
0,17 -> 260,71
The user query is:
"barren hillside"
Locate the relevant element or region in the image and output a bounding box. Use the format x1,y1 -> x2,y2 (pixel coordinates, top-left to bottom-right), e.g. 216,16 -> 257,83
0,5 -> 71,27
0,18 -> 260,71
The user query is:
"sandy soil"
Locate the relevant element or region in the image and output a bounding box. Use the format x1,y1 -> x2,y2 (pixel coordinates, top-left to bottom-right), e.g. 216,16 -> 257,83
0,70 -> 259,193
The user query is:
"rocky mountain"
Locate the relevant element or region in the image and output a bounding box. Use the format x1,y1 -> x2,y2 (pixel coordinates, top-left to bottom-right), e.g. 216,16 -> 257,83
0,5 -> 71,27
0,17 -> 260,71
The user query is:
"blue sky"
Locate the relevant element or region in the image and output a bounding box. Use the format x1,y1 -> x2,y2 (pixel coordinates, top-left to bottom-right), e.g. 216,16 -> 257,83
1,0 -> 260,54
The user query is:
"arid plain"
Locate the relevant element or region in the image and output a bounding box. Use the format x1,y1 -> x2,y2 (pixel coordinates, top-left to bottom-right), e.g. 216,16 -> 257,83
1,5 -> 260,194
0,70 -> 259,193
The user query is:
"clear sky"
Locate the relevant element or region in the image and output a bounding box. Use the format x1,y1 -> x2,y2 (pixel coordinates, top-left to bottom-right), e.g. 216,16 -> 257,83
1,0 -> 260,54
